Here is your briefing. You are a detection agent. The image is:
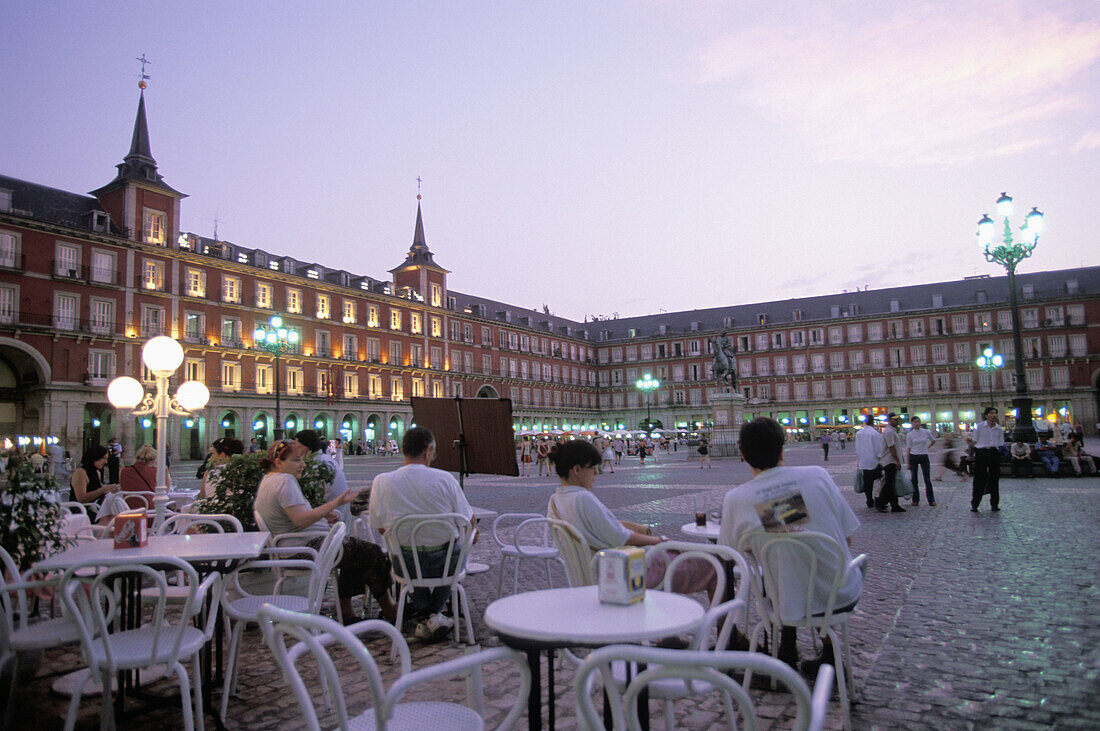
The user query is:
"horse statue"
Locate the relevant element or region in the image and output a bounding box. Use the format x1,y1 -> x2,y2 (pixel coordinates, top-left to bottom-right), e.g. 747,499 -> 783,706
709,334 -> 738,390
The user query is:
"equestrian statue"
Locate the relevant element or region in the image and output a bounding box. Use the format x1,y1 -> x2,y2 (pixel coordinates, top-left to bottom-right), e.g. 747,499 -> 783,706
709,334 -> 738,390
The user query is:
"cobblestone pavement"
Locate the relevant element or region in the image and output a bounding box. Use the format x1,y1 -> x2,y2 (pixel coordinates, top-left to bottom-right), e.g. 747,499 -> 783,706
8,445 -> 1099,729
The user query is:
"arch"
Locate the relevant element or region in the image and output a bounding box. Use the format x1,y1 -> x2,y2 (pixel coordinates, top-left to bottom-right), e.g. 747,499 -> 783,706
476,384 -> 499,399
364,413 -> 382,450
0,336 -> 52,384
251,412 -> 272,450
182,414 -> 205,459
338,413 -> 358,444
386,415 -> 405,452
282,412 -> 302,439
310,412 -> 332,437
219,410 -> 240,439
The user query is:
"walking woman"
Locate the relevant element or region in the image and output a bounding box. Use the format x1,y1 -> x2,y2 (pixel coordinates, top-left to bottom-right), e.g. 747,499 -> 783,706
698,437 -> 712,469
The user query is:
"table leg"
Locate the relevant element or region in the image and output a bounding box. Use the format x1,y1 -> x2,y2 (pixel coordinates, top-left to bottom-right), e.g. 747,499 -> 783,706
525,649 -> 542,731
546,649 -> 555,730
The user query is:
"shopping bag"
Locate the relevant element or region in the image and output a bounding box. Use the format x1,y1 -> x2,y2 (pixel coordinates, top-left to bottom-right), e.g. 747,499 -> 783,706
854,471 -> 865,494
894,470 -> 914,499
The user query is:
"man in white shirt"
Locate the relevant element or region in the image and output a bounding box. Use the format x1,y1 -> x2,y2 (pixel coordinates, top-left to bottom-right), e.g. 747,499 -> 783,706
905,416 -> 937,506
369,427 -> 475,641
876,413 -> 906,513
854,414 -> 884,508
971,407 -> 1004,512
719,417 -> 862,674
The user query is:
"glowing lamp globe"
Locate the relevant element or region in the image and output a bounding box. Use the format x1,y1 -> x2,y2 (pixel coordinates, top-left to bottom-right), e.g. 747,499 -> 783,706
996,192 -> 1013,216
176,381 -> 211,411
142,336 -> 184,373
269,315 -> 283,328
976,214 -> 994,247
107,376 -> 144,409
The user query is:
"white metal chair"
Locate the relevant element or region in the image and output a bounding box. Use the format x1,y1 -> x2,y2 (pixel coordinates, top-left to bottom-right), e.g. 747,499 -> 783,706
121,490 -> 158,511
253,510 -> 339,600
141,514 -> 243,608
258,603 -> 530,730
387,513 -> 477,649
739,530 -> 867,730
546,517 -> 597,587
0,546 -> 84,729
491,512 -> 565,597
58,501 -> 107,540
576,646 -> 834,731
59,556 -> 222,731
219,520 -> 346,722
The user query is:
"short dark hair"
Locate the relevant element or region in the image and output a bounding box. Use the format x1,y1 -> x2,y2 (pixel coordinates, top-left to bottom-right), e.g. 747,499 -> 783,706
402,427 -> 435,457
862,414 -> 875,425
555,440 -> 602,478
910,416 -> 921,423
295,429 -> 323,453
983,407 -> 998,417
738,417 -> 785,470
212,437 -> 244,457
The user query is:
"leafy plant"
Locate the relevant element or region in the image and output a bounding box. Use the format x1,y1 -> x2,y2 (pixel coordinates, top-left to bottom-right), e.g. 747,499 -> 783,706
1,457 -> 73,571
193,452 -> 333,531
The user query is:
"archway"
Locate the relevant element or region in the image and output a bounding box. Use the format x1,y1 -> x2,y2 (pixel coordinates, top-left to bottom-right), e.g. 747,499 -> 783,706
82,404 -> 112,455
365,413 -> 382,452
339,413 -> 358,449
282,412 -> 301,439
310,413 -> 332,438
251,413 -> 271,451
476,385 -> 499,399
183,415 -> 204,459
219,410 -> 239,439
386,415 -> 405,453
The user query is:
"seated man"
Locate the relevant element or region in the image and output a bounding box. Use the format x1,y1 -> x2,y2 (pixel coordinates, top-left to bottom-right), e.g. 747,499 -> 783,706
548,440 -> 715,596
1063,435 -> 1096,476
719,417 -> 862,675
1010,440 -> 1032,478
1035,436 -> 1060,475
368,427 -> 476,642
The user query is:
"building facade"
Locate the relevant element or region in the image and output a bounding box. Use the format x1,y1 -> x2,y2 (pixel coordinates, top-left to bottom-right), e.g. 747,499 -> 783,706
1,91 -> 1097,458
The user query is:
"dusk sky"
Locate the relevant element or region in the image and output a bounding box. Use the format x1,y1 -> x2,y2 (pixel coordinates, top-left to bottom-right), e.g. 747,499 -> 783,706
3,1 -> 1098,322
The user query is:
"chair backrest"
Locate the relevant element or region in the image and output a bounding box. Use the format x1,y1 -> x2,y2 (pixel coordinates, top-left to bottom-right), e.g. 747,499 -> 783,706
97,491 -> 131,522
491,512 -> 554,553
122,491 -> 157,510
253,509 -> 270,534
60,556 -> 220,673
546,517 -> 596,587
739,530 -> 864,626
387,513 -> 474,589
158,512 -> 244,536
350,515 -> 379,545
259,602 -> 408,731
575,645 -> 830,731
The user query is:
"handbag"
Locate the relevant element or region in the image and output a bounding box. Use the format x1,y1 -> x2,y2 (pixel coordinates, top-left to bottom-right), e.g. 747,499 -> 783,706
854,470 -> 865,494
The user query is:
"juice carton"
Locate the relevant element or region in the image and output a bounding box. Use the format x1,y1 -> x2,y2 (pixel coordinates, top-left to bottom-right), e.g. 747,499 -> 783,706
113,510 -> 148,549
596,546 -> 646,605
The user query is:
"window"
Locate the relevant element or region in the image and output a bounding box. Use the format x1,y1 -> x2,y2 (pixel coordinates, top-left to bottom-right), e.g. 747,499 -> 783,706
184,312 -> 204,340
430,283 -> 442,307
221,361 -> 241,392
772,332 -> 785,348
789,330 -> 805,347
286,367 -> 303,394
953,342 -> 970,363
888,321 -> 903,339
333,298 -> 353,325
221,317 -> 241,345
411,378 -> 424,397
316,294 -> 330,319
909,345 -> 926,365
975,313 -> 992,332
344,371 -> 359,397
775,384 -> 790,402
140,304 -> 164,336
430,346 -> 442,369
1047,335 -> 1066,357
1050,366 -> 1069,388
317,370 -> 331,397
846,324 -> 862,343
774,357 -> 788,375
827,327 -> 843,345
0,231 -> 18,268
1024,337 -> 1041,359
256,364 -> 272,394
809,328 -> 824,346
889,347 -> 904,367
889,300 -> 900,313
90,250 -> 114,284
1067,304 -> 1084,326
792,355 -> 805,374
390,308 -> 402,330
366,337 -> 380,362
89,298 -> 114,335
811,354 -> 825,372
850,379 -> 866,398
185,268 -> 206,297
957,373 -> 972,391
142,259 -> 164,290
389,340 -> 402,365
812,381 -> 827,399
997,311 -> 1012,331
793,382 -> 808,400
912,374 -> 928,394
952,314 -> 968,334
754,333 -> 769,351
908,319 -> 924,337
870,349 -> 884,367
1069,334 -> 1086,357
1044,306 -> 1064,327
757,383 -> 772,400
0,285 -> 16,324
316,330 -> 331,358
55,293 -> 78,330
430,316 -> 441,338
849,350 -> 864,368
343,334 -> 358,360
390,376 -> 404,401
1022,308 -> 1039,329
871,378 -> 887,397
410,312 -> 422,334
932,344 -> 947,364
892,376 -> 907,396
867,323 -> 883,341
755,358 -> 770,376
222,276 -> 241,303
142,208 -> 166,245
368,375 -> 383,398
831,380 -> 846,398
256,282 -> 273,309
87,351 -> 114,380
930,317 -> 946,335
183,358 -> 204,384
830,352 -> 845,371
287,288 -> 302,314
56,243 -> 80,277
1026,368 -> 1043,389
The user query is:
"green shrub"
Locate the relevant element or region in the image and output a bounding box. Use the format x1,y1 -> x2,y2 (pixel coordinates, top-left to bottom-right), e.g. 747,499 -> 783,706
1,457 -> 73,571
192,452 -> 333,531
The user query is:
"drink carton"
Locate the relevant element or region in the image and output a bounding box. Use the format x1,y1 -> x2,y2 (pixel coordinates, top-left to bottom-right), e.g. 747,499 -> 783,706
596,546 -> 646,605
113,510 -> 148,549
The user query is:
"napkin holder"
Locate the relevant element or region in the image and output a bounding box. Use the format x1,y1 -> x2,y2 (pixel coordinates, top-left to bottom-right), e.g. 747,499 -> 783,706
597,546 -> 645,605
113,509 -> 148,549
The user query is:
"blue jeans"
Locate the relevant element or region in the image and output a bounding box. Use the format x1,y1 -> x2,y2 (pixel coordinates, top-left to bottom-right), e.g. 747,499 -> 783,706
909,454 -> 934,504
398,545 -> 463,617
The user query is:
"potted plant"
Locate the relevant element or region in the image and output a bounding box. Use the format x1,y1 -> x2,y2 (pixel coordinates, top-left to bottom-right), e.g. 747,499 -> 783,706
192,452 -> 332,530
1,455 -> 72,571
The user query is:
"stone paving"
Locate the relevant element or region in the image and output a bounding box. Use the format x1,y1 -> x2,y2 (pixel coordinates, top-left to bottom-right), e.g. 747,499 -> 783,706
7,444 -> 1100,729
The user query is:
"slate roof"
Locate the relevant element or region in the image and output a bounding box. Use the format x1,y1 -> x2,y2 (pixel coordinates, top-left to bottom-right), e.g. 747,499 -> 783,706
0,174 -> 116,234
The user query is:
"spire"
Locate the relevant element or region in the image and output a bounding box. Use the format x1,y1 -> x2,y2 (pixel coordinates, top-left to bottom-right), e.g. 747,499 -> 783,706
411,200 -> 429,254
91,77 -> 183,198
125,89 -> 156,169
389,192 -> 449,275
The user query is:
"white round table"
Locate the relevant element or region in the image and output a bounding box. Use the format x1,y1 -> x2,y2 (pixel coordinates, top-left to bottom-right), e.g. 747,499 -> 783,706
679,521 -> 720,542
485,585 -> 705,730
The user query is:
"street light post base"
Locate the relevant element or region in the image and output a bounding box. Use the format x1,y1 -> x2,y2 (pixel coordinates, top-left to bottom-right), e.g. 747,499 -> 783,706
1011,395 -> 1037,444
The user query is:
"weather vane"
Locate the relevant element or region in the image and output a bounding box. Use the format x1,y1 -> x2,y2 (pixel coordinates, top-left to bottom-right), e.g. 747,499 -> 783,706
416,176 -> 423,200
136,53 -> 152,89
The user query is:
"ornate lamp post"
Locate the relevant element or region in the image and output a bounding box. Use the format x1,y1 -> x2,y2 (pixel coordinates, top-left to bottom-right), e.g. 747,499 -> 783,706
107,336 -> 209,527
977,192 -> 1044,442
975,347 -> 1004,414
635,373 -> 661,434
253,315 -> 299,440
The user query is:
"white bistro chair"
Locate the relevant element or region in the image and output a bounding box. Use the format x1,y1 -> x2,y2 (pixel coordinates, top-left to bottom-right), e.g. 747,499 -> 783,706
740,530 -> 867,730
576,646 -> 834,731
546,517 -> 597,587
219,520 -> 346,722
387,513 -> 477,649
59,556 -> 223,731
491,512 -> 565,597
258,603 -> 530,730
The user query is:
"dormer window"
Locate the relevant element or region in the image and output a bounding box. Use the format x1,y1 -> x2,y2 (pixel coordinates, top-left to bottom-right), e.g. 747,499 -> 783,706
0,189 -> 11,213
889,300 -> 900,312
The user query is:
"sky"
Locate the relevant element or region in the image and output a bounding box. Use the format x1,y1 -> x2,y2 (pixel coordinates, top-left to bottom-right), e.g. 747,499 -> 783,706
2,1 -> 1099,322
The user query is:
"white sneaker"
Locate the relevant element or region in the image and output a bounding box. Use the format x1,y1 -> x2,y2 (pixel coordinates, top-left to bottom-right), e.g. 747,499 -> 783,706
426,612 -> 454,631
414,613 -> 454,642
413,620 -> 434,640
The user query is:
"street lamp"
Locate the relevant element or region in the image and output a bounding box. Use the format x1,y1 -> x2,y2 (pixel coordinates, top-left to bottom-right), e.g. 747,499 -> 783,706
107,336 -> 209,527
635,373 -> 661,434
975,347 -> 1004,413
977,192 -> 1044,442
253,314 -> 299,440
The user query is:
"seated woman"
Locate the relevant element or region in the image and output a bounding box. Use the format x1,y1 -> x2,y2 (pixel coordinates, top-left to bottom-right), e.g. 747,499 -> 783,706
201,437 -> 244,498
1064,435 -> 1096,476
254,441 -> 396,624
69,445 -> 120,521
119,444 -> 173,492
548,440 -> 715,596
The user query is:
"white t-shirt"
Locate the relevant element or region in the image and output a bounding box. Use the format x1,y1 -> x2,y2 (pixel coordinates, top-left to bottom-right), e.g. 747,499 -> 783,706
905,428 -> 935,456
719,465 -> 862,623
854,427 -> 883,470
548,484 -> 631,550
254,472 -> 326,536
880,427 -> 902,467
368,463 -> 474,547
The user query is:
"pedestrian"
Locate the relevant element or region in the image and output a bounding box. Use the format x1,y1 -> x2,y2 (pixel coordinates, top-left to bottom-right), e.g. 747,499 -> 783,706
248,437 -> 262,453
876,413 -> 906,513
519,436 -> 532,477
855,415 -> 883,509
820,431 -> 830,461
905,416 -> 936,506
638,438 -> 647,466
697,437 -> 712,468
613,437 -> 624,465
971,407 -> 1003,512
600,440 -> 615,474
106,438 -> 122,484
536,439 -> 551,476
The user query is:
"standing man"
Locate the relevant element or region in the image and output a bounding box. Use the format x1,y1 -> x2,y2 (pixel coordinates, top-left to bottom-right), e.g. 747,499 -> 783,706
106,438 -> 122,484
296,430 -> 351,522
368,427 -> 475,642
820,432 -> 830,461
972,407 -> 1004,512
906,416 -> 936,506
876,413 -> 906,513
719,417 -> 862,673
855,414 -> 884,509
536,438 -> 551,476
